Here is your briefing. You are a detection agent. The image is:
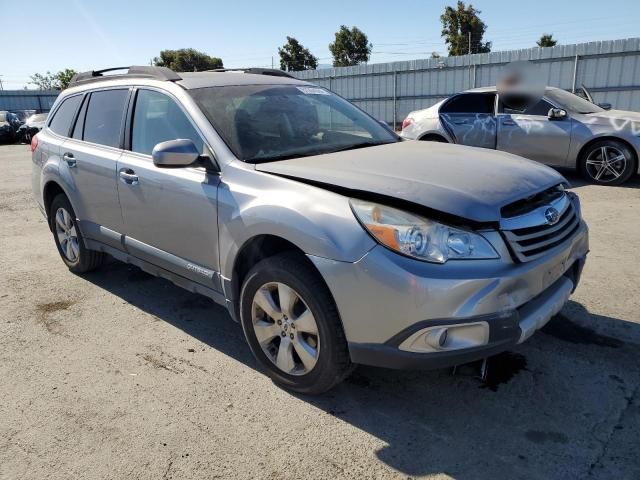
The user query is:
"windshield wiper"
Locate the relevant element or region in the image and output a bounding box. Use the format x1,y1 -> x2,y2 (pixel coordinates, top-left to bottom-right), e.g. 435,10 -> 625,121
328,140 -> 398,154
248,140 -> 399,163
249,152 -> 313,163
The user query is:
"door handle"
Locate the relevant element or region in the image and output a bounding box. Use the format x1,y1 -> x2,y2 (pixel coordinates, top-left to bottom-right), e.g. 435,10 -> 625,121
502,120 -> 516,126
62,152 -> 77,168
119,169 -> 139,186
452,120 -> 468,125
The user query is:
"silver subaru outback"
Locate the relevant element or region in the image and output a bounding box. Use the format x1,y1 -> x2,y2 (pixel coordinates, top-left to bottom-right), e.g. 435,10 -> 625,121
32,66 -> 589,393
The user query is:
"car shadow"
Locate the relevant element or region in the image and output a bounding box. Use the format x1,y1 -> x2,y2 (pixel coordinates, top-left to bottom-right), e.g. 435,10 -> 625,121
83,260 -> 640,479
560,169 -> 640,189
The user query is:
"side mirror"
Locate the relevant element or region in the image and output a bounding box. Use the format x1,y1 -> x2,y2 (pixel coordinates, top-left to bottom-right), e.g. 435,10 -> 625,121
548,108 -> 567,121
598,102 -> 612,111
152,139 -> 201,168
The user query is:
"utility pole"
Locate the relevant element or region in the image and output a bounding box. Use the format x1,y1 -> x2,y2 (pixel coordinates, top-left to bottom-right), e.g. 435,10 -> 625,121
468,32 -> 472,88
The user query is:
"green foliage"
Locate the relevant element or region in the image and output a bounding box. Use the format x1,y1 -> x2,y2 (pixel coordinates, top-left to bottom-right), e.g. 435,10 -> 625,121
153,48 -> 223,72
278,37 -> 318,71
537,34 -> 557,48
29,68 -> 78,90
329,25 -> 372,67
440,1 -> 491,56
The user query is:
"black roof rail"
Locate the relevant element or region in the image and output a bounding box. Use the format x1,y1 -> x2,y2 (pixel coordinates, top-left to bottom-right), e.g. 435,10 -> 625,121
206,67 -> 296,79
68,66 -> 182,87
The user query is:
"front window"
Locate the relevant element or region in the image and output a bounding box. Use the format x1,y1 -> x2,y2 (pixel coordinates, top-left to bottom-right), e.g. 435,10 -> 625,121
545,89 -> 604,114
189,84 -> 398,162
131,89 -> 205,156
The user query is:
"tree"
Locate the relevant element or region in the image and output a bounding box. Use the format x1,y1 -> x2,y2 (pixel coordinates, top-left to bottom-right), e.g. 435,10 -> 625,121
29,68 -> 77,90
537,33 -> 557,48
329,25 -> 372,67
278,37 -> 318,71
153,48 -> 223,72
440,1 -> 491,56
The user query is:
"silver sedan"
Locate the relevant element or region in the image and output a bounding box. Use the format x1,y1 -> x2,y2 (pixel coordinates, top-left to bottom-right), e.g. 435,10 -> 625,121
401,86 -> 640,185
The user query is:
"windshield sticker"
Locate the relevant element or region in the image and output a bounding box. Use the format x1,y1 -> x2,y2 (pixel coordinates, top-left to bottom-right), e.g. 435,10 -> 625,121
296,86 -> 331,95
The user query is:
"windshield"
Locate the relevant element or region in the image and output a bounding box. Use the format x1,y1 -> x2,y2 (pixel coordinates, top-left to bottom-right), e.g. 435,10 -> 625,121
189,84 -> 398,162
545,88 -> 604,114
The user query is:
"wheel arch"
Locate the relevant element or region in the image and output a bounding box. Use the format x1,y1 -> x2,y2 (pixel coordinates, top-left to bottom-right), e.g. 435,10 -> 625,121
229,234 -> 336,322
418,132 -> 449,143
43,181 -> 69,229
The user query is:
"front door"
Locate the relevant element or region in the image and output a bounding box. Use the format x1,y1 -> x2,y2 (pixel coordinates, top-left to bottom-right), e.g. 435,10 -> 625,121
496,96 -> 572,166
439,92 -> 497,149
116,88 -> 222,291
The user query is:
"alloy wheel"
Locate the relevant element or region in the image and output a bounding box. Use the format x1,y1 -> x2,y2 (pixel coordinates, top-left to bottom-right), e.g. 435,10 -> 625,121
585,146 -> 628,183
54,207 -> 80,262
251,282 -> 320,376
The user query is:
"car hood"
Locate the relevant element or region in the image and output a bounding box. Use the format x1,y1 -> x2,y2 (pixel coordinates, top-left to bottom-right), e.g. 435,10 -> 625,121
256,141 -> 565,223
584,109 -> 640,126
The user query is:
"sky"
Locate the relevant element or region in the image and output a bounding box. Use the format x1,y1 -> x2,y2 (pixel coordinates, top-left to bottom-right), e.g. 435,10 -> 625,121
1,0 -> 639,89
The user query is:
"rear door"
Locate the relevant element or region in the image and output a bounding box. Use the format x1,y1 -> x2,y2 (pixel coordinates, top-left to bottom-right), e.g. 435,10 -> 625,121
116,87 -> 222,291
496,95 -> 572,166
439,92 -> 497,149
34,94 -> 83,203
60,88 -> 129,247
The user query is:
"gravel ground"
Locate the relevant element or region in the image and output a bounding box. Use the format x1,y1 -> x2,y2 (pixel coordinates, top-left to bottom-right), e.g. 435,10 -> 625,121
1,143 -> 639,480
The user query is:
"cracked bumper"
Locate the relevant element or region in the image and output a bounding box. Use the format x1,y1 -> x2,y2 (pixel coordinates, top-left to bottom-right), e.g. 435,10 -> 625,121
309,221 -> 588,369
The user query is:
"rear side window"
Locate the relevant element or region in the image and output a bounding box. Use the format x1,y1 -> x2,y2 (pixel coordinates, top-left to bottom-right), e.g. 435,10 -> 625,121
441,93 -> 495,114
83,89 -> 129,148
131,89 -> 204,156
49,95 -> 82,136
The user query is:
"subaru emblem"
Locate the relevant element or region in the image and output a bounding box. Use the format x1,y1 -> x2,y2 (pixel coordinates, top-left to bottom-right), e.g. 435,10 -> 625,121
544,207 -> 560,225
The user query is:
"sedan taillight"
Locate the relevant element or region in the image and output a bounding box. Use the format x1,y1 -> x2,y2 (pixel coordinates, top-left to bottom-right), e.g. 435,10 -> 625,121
30,134 -> 38,152
401,117 -> 414,130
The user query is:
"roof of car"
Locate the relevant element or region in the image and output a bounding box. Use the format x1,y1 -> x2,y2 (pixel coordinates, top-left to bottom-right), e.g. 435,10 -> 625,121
463,86 -> 560,94
67,66 -> 310,90
176,71 -> 310,89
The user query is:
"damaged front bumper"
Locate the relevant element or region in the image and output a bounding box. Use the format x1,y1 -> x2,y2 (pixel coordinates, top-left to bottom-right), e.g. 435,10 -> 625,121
309,220 -> 588,370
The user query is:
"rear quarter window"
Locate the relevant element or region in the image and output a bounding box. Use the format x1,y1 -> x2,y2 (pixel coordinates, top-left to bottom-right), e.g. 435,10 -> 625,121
48,95 -> 82,136
83,89 -> 129,148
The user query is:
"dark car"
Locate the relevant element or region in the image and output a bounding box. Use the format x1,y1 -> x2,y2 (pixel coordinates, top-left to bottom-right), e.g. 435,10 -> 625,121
0,111 -> 18,143
17,113 -> 48,143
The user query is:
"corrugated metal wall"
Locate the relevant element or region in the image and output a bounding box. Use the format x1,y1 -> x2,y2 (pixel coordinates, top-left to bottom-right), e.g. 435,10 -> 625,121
294,38 -> 640,126
0,90 -> 59,113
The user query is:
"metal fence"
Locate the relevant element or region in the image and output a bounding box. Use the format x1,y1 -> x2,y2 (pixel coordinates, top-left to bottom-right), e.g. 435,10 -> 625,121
0,90 -> 59,113
293,38 -> 640,127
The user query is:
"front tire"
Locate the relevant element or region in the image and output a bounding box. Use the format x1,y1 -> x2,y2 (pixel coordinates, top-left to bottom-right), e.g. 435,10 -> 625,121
579,140 -> 636,185
239,252 -> 353,394
49,194 -> 104,273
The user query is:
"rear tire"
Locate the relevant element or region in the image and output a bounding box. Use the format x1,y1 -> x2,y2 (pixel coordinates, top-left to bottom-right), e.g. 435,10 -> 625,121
49,194 -> 105,273
239,252 -> 353,394
578,139 -> 636,185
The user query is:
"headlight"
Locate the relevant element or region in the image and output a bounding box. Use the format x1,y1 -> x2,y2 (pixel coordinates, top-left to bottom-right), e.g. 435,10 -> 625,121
350,199 -> 499,263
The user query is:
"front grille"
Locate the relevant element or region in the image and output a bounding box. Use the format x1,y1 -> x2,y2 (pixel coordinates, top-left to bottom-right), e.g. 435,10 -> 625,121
502,197 -> 580,262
